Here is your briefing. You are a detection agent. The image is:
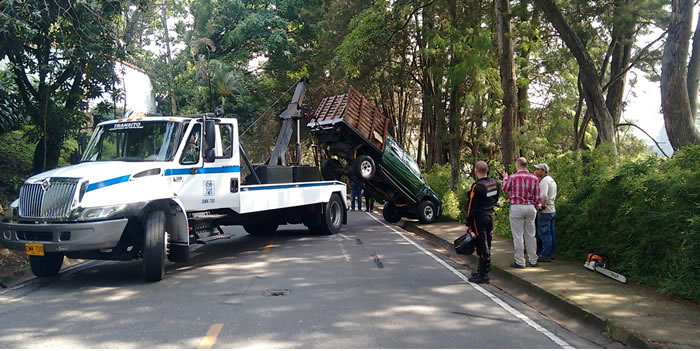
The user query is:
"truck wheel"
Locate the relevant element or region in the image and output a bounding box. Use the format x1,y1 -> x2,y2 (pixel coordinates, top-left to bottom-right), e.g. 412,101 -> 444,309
167,244 -> 190,263
382,202 -> 402,223
29,253 -> 64,277
353,155 -> 376,180
320,194 -> 343,235
243,222 -> 279,236
417,200 -> 437,224
143,210 -> 167,282
321,159 -> 343,180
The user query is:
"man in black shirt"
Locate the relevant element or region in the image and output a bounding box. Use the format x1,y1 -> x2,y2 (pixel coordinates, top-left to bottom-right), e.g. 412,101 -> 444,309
466,161 -> 500,284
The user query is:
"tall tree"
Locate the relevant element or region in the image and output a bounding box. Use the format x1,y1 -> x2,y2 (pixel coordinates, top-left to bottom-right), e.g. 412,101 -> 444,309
495,0 -> 517,169
0,0 -> 124,172
661,0 -> 700,150
535,0 -> 617,155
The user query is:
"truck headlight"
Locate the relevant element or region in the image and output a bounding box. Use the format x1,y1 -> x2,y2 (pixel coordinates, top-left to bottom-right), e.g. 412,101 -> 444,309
9,199 -> 19,219
77,204 -> 128,221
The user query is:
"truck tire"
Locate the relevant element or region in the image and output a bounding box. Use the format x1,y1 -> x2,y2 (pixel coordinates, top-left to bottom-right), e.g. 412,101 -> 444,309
353,155 -> 376,180
143,210 -> 167,282
320,194 -> 343,235
417,200 -> 437,224
382,202 -> 402,223
243,222 -> 279,236
168,244 -> 190,263
321,159 -> 343,180
29,253 -> 64,277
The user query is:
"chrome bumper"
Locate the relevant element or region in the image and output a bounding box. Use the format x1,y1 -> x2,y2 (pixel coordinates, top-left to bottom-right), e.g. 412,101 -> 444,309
0,218 -> 129,253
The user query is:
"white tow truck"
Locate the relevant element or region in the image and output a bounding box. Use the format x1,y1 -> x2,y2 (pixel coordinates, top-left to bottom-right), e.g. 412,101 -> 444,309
0,79 -> 347,281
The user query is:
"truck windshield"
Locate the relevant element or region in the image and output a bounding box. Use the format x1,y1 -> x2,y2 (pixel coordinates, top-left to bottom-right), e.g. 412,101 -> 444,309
81,121 -> 183,162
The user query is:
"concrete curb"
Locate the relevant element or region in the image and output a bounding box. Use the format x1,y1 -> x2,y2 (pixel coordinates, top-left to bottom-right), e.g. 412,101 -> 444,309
400,221 -> 660,349
0,257 -> 86,289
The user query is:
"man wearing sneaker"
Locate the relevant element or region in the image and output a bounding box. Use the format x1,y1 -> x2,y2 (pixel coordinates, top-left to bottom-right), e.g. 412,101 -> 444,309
502,157 -> 542,269
534,163 -> 557,262
466,161 -> 500,284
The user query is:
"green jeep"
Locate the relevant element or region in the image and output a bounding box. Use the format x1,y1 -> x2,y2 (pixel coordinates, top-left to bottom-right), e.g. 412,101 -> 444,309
309,88 -> 442,224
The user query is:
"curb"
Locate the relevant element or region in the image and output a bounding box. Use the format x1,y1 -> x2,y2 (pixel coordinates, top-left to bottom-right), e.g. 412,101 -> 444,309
0,257 -> 86,289
400,221 -> 660,349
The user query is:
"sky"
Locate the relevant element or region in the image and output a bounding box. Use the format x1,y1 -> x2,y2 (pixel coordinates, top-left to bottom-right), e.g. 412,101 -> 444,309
622,5 -> 700,155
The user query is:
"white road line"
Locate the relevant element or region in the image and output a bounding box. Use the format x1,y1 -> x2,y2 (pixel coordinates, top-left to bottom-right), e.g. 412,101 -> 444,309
366,213 -> 574,349
338,243 -> 351,262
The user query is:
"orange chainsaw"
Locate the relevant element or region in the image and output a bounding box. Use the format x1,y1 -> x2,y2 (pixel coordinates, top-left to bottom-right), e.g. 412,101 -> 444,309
584,253 -> 627,283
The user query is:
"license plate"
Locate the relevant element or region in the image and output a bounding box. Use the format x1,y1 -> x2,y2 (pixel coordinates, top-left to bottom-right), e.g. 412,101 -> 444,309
25,243 -> 44,256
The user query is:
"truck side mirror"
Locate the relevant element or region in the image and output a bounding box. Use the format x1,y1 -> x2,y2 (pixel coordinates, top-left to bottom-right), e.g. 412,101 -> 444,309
204,120 -> 216,162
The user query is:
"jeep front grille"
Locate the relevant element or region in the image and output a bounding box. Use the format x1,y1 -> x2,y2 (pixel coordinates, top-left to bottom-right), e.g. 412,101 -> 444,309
19,178 -> 79,219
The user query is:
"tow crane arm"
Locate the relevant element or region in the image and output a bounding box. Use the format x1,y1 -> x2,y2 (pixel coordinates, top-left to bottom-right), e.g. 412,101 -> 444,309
267,77 -> 309,166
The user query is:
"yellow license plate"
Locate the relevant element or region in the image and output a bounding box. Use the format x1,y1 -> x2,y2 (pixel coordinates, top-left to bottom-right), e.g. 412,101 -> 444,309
25,243 -> 45,256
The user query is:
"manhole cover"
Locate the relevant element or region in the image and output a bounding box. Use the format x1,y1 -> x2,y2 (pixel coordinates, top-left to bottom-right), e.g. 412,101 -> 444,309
263,289 -> 291,297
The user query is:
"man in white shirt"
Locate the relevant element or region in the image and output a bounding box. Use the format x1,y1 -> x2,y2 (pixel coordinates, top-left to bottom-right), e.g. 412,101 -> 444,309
534,163 -> 557,262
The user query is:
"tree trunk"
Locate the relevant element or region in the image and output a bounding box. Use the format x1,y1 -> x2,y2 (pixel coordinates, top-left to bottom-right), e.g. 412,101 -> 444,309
496,0 -> 517,169
605,0 -> 633,126
161,4 -> 177,115
687,10 -> 700,121
661,0 -> 700,150
535,0 -> 617,154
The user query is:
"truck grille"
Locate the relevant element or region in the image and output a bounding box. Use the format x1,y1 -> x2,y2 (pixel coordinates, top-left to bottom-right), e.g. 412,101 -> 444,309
19,178 -> 79,219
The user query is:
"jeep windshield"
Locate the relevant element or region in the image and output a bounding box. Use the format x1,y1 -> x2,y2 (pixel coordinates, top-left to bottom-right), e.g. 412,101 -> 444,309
82,120 -> 185,162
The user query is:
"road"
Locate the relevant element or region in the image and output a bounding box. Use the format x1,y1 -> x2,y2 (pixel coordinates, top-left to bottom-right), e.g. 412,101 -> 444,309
0,211 -> 601,348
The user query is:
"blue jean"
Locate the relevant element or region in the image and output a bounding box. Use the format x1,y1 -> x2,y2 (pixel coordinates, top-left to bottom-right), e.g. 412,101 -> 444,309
350,190 -> 362,210
536,212 -> 556,259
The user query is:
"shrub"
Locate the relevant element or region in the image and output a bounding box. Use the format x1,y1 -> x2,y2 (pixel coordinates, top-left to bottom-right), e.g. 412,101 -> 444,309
553,145 -> 700,303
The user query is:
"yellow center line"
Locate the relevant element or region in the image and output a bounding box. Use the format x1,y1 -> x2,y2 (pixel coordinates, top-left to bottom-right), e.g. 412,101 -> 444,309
198,323 -> 223,349
263,237 -> 276,253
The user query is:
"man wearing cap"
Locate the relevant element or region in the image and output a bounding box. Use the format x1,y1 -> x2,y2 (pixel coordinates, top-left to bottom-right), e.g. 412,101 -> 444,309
534,163 -> 557,262
501,157 -> 542,268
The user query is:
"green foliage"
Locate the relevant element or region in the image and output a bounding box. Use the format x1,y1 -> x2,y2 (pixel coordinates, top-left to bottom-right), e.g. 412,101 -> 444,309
0,131 -> 34,208
553,145 -> 700,302
441,191 -> 461,222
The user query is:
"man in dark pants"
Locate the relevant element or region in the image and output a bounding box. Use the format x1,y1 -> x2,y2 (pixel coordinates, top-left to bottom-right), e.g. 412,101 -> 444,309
467,161 -> 500,284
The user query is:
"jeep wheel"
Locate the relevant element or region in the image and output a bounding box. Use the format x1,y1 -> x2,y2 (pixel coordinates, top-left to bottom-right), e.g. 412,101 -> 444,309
244,222 -> 279,236
353,155 -> 376,180
320,194 -> 343,235
417,200 -> 437,224
321,159 -> 343,180
143,210 -> 167,282
382,202 -> 402,223
29,253 -> 64,277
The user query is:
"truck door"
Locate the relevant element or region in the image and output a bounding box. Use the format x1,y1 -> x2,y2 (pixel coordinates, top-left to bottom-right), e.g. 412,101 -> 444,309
169,120 -> 240,212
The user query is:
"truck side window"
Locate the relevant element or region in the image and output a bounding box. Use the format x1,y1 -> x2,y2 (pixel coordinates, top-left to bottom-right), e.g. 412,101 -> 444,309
218,124 -> 233,158
180,125 -> 201,165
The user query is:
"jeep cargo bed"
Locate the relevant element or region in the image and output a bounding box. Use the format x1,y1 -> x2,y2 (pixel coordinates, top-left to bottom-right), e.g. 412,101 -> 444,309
309,87 -> 390,152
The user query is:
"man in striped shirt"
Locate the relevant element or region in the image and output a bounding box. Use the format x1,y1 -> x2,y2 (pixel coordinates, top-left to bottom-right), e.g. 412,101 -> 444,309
501,157 -> 542,268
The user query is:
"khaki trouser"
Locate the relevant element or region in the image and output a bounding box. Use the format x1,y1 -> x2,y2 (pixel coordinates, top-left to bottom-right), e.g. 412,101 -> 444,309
509,204 -> 538,266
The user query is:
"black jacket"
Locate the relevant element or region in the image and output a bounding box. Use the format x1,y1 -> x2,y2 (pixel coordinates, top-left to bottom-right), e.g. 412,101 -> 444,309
466,177 -> 500,222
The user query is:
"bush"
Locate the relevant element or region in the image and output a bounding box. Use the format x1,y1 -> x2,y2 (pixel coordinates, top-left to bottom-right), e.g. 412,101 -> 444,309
554,145 -> 700,303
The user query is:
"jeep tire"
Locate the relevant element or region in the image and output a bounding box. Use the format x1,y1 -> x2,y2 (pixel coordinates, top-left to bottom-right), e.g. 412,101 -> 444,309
417,200 -> 437,224
382,202 -> 402,223
353,155 -> 376,180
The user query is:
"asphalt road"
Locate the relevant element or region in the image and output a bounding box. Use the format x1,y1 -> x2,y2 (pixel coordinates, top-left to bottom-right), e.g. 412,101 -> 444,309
0,211 -> 601,348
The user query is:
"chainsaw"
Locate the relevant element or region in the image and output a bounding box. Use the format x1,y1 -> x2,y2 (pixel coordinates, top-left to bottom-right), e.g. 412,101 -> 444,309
584,253 -> 627,283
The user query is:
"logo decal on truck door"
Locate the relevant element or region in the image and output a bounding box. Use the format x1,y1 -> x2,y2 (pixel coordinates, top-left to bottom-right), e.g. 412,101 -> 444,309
204,180 -> 214,196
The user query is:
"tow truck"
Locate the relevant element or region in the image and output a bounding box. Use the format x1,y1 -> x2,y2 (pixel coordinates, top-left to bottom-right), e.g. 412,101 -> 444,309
0,78 -> 347,282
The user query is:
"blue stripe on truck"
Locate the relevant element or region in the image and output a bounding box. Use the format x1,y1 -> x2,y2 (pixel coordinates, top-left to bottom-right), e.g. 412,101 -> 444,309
163,166 -> 241,176
86,175 -> 131,192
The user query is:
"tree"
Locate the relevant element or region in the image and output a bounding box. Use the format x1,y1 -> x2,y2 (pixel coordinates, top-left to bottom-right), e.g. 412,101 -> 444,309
660,0 -> 700,150
495,0 -> 517,169
0,0 -> 125,172
534,0 -> 617,155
